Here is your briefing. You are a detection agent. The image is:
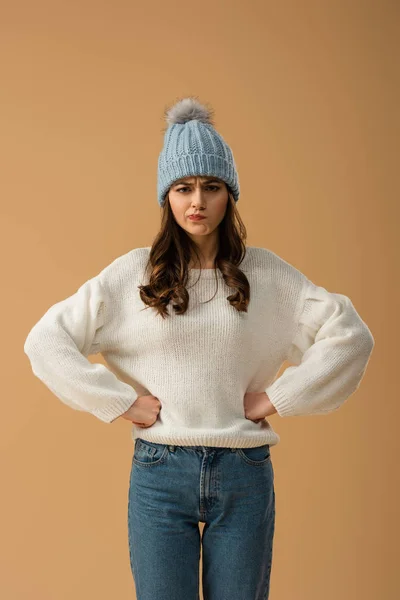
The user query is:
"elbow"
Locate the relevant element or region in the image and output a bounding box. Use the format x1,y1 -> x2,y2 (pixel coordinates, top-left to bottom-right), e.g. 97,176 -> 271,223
361,325 -> 375,356
351,318 -> 375,359
23,324 -> 43,359
24,331 -> 34,358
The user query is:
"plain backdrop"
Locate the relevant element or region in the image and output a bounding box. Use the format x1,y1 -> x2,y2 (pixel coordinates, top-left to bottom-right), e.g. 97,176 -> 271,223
1,1 -> 397,599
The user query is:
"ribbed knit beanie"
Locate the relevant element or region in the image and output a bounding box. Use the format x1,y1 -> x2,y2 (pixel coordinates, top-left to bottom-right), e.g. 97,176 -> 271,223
157,96 -> 240,207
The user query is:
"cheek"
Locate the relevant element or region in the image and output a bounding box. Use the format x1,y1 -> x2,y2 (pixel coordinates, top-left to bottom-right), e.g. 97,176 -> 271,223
214,200 -> 228,218
169,199 -> 186,220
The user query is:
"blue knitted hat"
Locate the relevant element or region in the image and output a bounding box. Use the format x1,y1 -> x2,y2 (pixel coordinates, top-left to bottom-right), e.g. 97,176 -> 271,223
157,96 -> 240,207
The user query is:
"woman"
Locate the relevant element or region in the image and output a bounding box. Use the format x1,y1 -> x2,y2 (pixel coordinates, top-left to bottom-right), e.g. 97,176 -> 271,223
24,96 -> 375,600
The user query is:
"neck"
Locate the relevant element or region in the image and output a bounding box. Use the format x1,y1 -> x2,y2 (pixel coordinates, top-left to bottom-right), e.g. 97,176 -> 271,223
187,233 -> 219,269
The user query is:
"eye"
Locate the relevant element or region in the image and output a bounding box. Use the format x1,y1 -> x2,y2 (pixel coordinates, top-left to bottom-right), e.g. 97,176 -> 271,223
176,185 -> 220,193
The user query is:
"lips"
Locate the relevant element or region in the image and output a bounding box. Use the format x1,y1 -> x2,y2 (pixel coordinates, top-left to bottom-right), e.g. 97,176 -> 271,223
188,215 -> 206,220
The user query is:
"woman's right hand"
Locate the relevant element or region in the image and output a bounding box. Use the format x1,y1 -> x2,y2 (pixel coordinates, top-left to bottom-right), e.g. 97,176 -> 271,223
120,394 -> 162,428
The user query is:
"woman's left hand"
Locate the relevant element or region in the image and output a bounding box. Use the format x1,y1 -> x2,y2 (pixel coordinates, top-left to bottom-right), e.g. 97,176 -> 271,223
244,392 -> 277,423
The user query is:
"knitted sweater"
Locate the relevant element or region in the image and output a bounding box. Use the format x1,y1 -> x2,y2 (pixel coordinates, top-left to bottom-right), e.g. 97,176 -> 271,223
23,246 -> 375,448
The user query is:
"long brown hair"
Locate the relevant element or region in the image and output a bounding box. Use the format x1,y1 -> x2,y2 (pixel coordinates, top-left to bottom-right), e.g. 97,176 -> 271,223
138,188 -> 250,318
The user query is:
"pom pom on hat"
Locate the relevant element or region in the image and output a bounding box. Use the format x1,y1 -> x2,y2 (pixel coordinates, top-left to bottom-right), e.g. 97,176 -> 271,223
165,96 -> 215,126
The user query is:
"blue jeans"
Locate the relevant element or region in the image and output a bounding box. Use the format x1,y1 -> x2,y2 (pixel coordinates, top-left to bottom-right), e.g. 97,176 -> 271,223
128,438 -> 275,600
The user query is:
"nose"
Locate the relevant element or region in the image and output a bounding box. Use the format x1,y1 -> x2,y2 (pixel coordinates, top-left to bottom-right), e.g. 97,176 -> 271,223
190,187 -> 206,206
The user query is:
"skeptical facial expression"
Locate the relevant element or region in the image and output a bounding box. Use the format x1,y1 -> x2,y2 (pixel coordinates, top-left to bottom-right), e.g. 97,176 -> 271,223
167,176 -> 229,236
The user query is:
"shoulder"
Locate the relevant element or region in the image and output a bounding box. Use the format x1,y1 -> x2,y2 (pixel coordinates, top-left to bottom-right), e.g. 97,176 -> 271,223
245,246 -> 307,287
97,246 -> 150,290
245,246 -> 308,318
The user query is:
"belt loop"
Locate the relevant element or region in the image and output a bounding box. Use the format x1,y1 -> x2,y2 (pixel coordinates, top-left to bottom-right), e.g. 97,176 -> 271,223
168,444 -> 176,452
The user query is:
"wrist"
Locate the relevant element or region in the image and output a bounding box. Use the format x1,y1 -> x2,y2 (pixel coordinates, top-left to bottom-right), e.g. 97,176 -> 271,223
264,395 -> 277,417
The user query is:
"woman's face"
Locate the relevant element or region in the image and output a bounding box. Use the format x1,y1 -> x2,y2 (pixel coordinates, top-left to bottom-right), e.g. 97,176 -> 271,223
167,176 -> 229,237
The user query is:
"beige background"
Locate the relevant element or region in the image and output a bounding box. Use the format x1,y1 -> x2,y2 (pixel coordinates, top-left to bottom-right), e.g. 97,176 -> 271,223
1,1 -> 397,598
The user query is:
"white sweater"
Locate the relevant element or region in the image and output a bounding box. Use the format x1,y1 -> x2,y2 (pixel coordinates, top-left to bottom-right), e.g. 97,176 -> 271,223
23,246 -> 375,448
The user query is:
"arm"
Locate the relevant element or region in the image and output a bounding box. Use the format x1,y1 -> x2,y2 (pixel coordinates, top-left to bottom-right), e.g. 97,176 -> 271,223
23,274 -> 137,423
265,278 -> 375,417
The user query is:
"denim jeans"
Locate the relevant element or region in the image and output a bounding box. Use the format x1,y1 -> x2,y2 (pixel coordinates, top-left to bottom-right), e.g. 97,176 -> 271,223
127,438 -> 275,600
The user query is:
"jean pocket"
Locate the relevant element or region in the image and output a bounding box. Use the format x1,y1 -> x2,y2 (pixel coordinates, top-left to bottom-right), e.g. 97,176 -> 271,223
236,443 -> 271,466
133,438 -> 169,466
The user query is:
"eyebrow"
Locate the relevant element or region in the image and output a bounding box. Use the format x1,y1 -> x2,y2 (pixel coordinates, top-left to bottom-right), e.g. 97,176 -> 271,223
172,178 -> 221,187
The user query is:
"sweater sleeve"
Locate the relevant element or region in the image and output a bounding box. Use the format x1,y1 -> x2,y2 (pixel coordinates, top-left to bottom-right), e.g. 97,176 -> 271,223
23,274 -> 138,423
265,278 -> 375,417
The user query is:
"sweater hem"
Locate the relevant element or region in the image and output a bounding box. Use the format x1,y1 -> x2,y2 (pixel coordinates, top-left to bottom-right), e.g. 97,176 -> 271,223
130,430 -> 281,448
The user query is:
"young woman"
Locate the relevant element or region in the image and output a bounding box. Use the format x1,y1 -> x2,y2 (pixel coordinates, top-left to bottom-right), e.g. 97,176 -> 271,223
24,96 -> 375,600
